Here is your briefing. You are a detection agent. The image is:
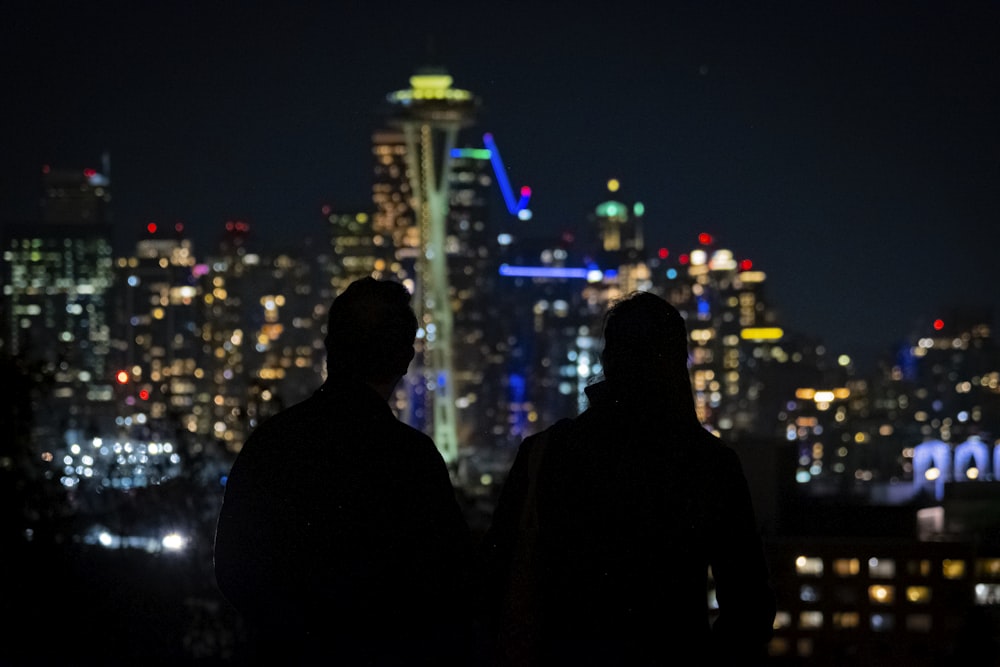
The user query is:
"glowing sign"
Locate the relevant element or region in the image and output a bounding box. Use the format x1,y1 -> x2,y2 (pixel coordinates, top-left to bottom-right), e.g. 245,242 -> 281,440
484,133 -> 531,216
450,133 -> 532,218
452,148 -> 492,160
796,387 -> 851,401
740,327 -> 784,341
499,264 -> 618,281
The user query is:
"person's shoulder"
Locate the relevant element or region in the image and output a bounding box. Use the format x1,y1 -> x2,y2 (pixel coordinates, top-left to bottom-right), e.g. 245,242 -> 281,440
390,417 -> 448,459
395,417 -> 435,444
527,417 -> 576,446
684,424 -> 743,465
246,396 -> 315,436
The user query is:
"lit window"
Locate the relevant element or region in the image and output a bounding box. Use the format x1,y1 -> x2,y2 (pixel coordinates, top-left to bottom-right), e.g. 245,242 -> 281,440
943,559 -> 966,579
908,560 -> 932,577
976,559 -> 1000,577
799,584 -> 820,602
906,614 -> 932,632
796,556 -> 824,577
798,611 -> 823,629
906,586 -> 932,603
833,558 -> 860,576
772,611 -> 792,629
870,613 -> 895,632
974,583 -> 1000,605
869,557 -> 896,578
796,638 -> 814,658
768,637 -> 790,656
868,585 -> 895,605
832,612 -> 860,629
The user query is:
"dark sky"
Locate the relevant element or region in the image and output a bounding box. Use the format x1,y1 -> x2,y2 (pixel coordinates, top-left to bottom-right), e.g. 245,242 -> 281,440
2,1 -> 999,365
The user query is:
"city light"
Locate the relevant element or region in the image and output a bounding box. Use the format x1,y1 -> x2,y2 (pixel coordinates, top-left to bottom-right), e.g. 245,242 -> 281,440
740,327 -> 784,341
498,264 -> 617,280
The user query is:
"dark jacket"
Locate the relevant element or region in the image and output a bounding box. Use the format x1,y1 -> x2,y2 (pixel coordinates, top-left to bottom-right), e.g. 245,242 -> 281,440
214,377 -> 472,666
478,379 -> 776,666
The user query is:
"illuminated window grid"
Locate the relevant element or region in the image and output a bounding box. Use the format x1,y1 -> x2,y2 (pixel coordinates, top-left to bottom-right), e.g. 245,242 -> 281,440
779,549 -> 997,651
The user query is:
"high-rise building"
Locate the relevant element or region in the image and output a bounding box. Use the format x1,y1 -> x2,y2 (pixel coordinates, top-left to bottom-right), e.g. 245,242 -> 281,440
862,308 -> 1000,501
195,220 -> 323,454
653,233 -> 792,440
590,179 -> 650,295
1,162 -> 116,456
324,207 -> 381,295
113,220 -> 202,453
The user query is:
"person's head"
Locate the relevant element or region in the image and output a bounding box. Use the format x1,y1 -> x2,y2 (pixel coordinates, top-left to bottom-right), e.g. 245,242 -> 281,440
324,277 -> 418,385
600,291 -> 690,389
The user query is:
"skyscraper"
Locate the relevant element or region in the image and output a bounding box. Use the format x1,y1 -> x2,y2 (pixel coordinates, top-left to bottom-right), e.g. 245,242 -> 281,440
1,162 -> 116,454
655,233 -> 789,439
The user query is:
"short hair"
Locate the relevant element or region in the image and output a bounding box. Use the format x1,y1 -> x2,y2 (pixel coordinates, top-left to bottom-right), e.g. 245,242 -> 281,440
601,291 -> 689,383
324,277 -> 418,382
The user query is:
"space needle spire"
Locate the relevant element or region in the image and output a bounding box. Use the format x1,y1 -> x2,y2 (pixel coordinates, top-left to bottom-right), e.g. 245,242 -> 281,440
384,67 -> 477,467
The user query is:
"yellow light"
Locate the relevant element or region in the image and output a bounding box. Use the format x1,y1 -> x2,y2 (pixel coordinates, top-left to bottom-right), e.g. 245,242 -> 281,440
942,559 -> 965,579
795,388 -> 816,400
410,73 -> 453,90
607,178 -> 620,192
906,586 -> 931,603
740,327 -> 784,341
868,585 -> 894,604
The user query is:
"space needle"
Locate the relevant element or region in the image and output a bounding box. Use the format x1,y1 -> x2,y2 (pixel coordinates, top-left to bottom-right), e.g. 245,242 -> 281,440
385,67 -> 477,467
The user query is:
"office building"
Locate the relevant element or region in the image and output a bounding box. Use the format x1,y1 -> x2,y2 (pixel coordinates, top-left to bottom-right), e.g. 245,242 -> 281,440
1,162 -> 116,457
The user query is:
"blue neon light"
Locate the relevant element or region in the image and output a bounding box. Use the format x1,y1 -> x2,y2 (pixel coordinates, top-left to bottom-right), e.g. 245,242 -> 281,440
449,134 -> 532,217
483,133 -> 531,216
499,264 -> 618,280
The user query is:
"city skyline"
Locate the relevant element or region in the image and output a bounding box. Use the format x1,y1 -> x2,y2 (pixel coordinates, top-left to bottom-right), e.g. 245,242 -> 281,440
2,1 -> 998,365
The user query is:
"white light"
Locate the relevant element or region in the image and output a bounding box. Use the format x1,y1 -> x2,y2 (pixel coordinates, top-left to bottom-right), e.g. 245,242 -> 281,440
162,533 -> 186,551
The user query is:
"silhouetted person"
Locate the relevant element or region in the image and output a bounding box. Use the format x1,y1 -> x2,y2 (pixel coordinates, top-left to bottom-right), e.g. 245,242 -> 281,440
214,277 -> 472,666
477,291 -> 776,666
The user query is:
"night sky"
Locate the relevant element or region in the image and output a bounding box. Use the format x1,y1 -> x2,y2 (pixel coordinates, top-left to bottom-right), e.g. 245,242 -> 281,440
2,1 -> 998,367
